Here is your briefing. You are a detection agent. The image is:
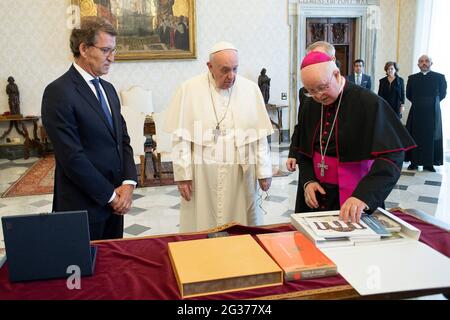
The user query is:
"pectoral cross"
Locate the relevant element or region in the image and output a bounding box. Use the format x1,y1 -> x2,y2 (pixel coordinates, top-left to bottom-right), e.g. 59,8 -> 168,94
213,125 -> 224,143
317,159 -> 328,177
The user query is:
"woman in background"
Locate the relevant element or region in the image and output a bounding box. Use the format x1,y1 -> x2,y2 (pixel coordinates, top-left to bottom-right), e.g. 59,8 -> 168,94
378,61 -> 405,118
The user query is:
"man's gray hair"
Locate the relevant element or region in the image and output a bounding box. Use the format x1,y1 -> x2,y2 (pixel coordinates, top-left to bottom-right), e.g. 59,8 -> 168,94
306,41 -> 336,57
418,54 -> 432,63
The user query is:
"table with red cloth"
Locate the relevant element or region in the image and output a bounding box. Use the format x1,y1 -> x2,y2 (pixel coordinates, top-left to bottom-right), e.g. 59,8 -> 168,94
0,209 -> 449,300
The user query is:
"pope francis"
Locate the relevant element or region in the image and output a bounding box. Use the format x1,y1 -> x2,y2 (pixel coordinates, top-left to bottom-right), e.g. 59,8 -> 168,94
165,42 -> 274,232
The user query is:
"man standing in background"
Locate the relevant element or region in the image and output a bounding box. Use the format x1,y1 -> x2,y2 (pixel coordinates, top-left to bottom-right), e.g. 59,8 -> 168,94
347,59 -> 372,90
406,55 -> 447,172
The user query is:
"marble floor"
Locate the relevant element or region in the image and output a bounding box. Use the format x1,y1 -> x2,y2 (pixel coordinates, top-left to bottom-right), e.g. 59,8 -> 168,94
0,143 -> 449,244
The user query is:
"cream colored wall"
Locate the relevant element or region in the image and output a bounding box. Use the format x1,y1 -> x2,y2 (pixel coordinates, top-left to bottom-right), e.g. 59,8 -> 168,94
376,0 -> 417,122
0,0 -> 289,140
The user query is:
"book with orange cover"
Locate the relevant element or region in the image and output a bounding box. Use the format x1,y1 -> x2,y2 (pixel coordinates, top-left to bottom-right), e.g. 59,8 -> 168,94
168,235 -> 283,298
257,231 -> 337,281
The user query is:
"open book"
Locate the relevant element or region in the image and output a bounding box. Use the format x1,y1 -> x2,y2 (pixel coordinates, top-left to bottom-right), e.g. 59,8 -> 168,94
291,208 -> 450,296
290,208 -> 420,248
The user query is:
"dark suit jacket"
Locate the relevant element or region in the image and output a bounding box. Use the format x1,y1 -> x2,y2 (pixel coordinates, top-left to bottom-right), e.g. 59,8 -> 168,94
41,65 -> 137,224
347,73 -> 372,90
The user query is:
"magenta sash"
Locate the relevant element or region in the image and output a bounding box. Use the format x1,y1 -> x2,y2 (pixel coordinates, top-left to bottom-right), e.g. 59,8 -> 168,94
313,152 -> 374,206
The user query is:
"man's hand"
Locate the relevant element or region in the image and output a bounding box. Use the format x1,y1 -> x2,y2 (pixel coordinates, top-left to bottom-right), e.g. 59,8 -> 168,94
258,178 -> 272,192
177,180 -> 193,201
339,197 -> 367,224
111,184 -> 134,215
304,182 -> 326,209
286,158 -> 297,172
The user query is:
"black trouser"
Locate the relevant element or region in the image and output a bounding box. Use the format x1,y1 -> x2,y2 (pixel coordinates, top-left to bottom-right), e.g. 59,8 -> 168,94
89,214 -> 124,240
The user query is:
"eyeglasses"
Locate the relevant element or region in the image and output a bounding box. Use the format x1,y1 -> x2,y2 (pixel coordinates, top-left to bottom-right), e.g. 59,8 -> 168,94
91,45 -> 117,56
303,73 -> 334,97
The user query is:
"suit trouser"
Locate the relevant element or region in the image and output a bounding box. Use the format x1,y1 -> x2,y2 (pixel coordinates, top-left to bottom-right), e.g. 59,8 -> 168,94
89,213 -> 124,240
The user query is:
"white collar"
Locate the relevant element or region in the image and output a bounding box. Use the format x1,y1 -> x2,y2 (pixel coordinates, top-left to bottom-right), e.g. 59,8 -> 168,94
73,62 -> 98,83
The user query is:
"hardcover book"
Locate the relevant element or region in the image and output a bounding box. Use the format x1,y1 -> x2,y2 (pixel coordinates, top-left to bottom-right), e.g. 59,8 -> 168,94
168,234 -> 283,298
291,208 -> 450,296
370,210 -> 402,232
257,231 -> 337,281
304,215 -> 379,238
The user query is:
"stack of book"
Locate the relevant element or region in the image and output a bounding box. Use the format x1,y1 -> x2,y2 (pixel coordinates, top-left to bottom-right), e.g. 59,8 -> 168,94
290,208 -> 419,248
291,208 -> 450,296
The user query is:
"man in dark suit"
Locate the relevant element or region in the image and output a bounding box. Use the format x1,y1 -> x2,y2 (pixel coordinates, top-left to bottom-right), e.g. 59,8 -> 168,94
41,17 -> 137,240
347,59 -> 372,90
405,55 -> 447,172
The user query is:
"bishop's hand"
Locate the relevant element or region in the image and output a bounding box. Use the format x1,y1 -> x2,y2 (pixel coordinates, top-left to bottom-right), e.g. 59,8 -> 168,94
339,197 -> 367,224
286,158 -> 297,172
304,182 -> 326,209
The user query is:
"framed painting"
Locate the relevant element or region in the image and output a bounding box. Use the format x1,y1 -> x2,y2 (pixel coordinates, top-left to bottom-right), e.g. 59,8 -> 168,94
71,0 -> 196,60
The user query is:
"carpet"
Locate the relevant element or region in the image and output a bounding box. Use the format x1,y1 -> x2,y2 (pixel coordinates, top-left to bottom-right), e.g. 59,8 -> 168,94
2,155 -> 290,197
2,155 -> 55,198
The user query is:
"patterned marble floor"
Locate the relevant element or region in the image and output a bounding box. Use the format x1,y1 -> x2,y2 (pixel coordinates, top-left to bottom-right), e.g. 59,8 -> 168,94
0,144 -> 449,245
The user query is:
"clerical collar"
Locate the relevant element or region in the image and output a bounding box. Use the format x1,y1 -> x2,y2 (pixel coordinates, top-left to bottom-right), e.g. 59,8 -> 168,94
421,71 -> 431,75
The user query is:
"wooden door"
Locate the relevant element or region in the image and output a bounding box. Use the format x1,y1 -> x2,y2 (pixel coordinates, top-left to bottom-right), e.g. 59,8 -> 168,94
305,18 -> 356,77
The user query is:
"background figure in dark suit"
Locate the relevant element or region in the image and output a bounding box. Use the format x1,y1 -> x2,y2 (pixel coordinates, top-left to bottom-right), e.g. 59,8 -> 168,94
347,59 -> 372,90
405,55 -> 447,172
41,17 -> 137,240
378,61 -> 405,118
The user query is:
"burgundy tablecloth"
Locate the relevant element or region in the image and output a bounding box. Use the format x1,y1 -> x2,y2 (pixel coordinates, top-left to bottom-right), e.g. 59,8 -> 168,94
0,210 -> 448,300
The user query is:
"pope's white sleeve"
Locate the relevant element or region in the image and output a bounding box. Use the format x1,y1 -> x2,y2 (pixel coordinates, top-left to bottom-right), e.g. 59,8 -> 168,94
171,138 -> 193,181
256,137 -> 272,179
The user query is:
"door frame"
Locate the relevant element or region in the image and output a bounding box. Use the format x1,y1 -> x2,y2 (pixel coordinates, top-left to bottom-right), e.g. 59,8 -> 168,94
288,1 -> 380,137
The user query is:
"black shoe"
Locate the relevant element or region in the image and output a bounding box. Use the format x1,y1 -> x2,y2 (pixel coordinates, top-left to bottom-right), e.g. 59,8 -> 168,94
407,164 -> 418,170
423,166 -> 436,172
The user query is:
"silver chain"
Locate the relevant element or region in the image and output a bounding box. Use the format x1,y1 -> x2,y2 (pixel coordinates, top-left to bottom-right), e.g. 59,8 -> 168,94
319,78 -> 345,161
207,74 -> 233,129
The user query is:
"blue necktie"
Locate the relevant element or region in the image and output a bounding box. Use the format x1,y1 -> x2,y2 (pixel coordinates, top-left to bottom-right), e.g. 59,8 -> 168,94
91,78 -> 113,129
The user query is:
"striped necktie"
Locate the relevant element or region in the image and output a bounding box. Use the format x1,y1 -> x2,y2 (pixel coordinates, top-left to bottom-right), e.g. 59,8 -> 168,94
91,78 -> 113,129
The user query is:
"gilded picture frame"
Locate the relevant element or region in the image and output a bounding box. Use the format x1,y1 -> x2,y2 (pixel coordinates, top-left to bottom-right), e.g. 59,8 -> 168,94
71,0 -> 196,60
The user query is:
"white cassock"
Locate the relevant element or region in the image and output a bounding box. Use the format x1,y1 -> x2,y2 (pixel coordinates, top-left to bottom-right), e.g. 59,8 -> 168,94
165,72 -> 274,232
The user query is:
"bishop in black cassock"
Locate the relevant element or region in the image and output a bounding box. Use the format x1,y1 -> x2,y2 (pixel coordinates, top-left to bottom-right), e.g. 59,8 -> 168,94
292,51 -> 416,223
405,55 -> 447,170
